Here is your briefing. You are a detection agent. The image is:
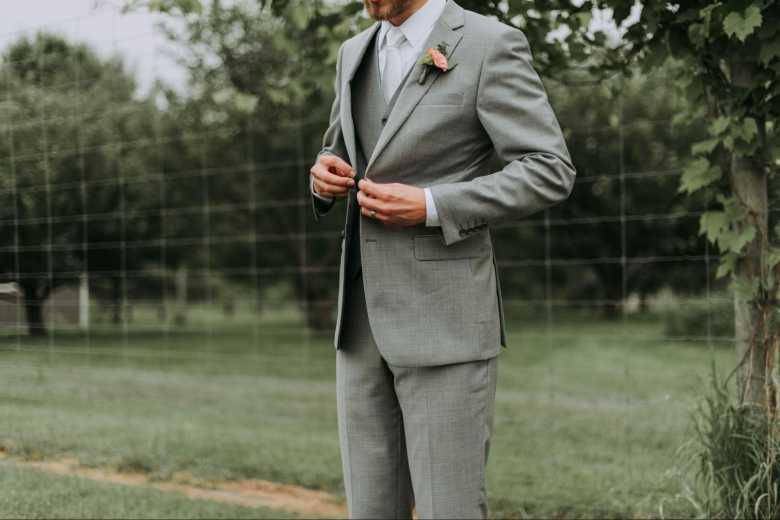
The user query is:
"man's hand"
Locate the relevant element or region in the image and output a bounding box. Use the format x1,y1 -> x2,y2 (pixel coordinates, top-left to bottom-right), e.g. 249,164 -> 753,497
357,178 -> 427,226
310,155 -> 355,198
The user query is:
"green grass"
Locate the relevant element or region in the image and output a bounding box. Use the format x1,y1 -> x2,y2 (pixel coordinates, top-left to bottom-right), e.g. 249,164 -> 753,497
0,464 -> 292,519
0,307 -> 732,518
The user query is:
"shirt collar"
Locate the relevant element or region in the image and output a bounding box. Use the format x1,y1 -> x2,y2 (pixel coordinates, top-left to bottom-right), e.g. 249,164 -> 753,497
378,0 -> 446,51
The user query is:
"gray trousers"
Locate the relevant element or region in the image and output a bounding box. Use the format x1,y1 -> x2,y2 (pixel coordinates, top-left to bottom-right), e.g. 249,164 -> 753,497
336,271 -> 499,519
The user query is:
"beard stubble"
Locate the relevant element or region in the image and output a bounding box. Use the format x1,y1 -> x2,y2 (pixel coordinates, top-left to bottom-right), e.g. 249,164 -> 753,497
363,0 -> 417,21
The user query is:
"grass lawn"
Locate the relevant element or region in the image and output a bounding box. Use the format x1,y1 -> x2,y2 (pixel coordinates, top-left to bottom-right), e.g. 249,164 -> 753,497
0,306 -> 732,518
0,464 -> 292,519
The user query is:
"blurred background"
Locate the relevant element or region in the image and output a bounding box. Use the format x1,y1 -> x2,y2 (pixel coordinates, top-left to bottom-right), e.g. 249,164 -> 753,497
0,1 -> 777,518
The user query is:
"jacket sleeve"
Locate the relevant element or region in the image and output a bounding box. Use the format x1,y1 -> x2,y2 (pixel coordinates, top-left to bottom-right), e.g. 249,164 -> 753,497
427,26 -> 576,245
311,42 -> 351,222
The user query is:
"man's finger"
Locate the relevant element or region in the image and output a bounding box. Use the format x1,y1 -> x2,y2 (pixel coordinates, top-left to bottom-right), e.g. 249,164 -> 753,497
312,178 -> 332,196
358,178 -> 390,200
319,155 -> 354,177
311,164 -> 355,188
357,190 -> 389,214
317,179 -> 349,197
314,178 -> 348,197
361,206 -> 389,222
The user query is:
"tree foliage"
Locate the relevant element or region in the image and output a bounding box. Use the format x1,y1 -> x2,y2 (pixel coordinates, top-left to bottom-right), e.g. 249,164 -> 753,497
0,33 -> 160,334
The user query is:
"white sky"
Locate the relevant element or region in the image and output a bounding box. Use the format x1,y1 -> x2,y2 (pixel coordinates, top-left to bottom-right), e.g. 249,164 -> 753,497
0,0 -> 188,95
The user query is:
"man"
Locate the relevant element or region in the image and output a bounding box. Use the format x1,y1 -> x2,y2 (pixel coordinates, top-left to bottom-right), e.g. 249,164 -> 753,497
309,0 -> 575,517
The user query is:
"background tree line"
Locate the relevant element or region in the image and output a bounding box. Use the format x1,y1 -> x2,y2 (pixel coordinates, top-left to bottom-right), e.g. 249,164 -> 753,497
0,1 -> 719,335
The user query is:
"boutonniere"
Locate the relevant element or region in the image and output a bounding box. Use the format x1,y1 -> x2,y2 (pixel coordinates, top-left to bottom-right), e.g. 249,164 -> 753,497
417,42 -> 458,84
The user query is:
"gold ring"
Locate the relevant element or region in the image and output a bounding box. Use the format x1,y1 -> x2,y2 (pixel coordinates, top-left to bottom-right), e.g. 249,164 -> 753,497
370,210 -> 377,218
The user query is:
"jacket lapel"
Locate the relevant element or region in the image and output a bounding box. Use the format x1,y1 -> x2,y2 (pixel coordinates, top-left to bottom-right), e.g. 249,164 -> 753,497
365,0 -> 465,174
340,23 -> 380,169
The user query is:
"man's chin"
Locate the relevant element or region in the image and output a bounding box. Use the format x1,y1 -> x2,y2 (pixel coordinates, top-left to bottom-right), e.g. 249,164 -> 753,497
365,6 -> 387,20
364,0 -> 393,21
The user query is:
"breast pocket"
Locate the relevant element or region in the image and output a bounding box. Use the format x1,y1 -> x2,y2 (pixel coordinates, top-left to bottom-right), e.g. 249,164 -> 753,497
418,92 -> 464,107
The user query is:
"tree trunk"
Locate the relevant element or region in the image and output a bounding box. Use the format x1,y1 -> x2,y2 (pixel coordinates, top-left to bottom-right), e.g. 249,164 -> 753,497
731,154 -> 775,409
111,277 -> 122,325
602,283 -> 624,319
79,273 -> 90,331
20,281 -> 48,337
300,281 -> 335,332
174,265 -> 188,326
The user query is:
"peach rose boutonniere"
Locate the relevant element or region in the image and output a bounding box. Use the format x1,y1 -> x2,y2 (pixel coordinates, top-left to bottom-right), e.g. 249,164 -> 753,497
417,42 -> 458,84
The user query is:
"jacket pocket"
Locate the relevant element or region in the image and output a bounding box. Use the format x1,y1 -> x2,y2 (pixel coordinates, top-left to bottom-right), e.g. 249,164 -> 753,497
413,232 -> 486,261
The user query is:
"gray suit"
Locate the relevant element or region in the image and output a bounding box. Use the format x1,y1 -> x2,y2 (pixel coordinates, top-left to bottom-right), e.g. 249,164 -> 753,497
311,1 -> 574,517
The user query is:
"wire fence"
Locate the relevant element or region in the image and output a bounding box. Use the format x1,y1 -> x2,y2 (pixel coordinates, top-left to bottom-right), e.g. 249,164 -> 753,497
0,7 -> 743,515
0,25 -> 732,365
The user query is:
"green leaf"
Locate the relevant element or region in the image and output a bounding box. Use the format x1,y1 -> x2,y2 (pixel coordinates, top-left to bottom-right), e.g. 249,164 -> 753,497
723,6 -> 762,42
730,275 -> 759,299
709,116 -> 730,136
759,39 -> 780,65
680,158 -> 722,194
574,12 -> 592,28
507,0 -> 526,16
768,248 -> 780,269
691,138 -> 720,155
735,117 -> 758,143
145,0 -> 202,14
717,253 -> 737,279
730,225 -> 756,252
699,210 -> 729,239
688,23 -> 707,48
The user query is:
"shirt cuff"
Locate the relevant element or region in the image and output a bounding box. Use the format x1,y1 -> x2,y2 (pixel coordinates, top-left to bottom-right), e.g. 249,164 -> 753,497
424,187 -> 440,227
311,174 -> 333,201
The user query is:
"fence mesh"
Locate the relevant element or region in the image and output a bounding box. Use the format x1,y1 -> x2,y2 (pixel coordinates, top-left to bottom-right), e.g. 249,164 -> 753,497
0,5 -> 746,516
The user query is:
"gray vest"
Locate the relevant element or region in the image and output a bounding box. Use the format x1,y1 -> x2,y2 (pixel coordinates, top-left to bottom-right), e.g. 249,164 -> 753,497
345,31 -> 414,281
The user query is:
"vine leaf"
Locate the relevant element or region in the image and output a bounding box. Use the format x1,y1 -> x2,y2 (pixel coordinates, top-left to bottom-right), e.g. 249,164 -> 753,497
680,158 -> 722,194
691,138 -> 720,155
735,118 -> 758,144
700,210 -> 729,239
730,225 -> 757,253
760,40 -> 780,65
723,6 -> 763,42
709,116 -> 730,136
768,248 -> 780,269
717,252 -> 738,279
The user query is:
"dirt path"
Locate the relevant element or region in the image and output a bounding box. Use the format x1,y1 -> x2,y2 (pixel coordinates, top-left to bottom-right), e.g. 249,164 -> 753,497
0,452 -> 346,518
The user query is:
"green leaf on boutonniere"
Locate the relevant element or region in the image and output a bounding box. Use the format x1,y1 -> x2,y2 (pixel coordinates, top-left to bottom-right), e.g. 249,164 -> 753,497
418,66 -> 430,84
417,60 -> 458,84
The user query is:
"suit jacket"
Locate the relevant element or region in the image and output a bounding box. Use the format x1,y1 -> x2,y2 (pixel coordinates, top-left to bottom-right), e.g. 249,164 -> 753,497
311,0 -> 576,367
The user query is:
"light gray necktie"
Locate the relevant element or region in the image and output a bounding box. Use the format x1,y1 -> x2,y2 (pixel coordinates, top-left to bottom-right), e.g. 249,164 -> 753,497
382,26 -> 407,103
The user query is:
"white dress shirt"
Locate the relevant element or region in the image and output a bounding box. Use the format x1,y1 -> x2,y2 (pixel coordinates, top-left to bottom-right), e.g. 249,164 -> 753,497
312,0 -> 445,227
